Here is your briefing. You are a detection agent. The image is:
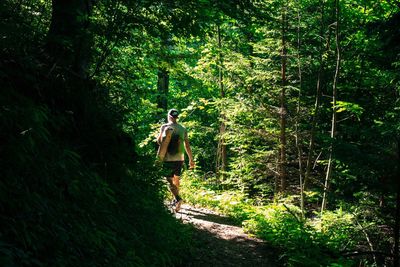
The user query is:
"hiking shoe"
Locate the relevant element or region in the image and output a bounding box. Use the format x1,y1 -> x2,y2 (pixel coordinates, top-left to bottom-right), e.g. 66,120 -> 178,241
175,199 -> 183,212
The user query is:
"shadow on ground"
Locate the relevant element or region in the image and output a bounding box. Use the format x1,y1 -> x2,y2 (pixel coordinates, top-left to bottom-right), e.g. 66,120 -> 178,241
175,204 -> 281,267
179,206 -> 239,226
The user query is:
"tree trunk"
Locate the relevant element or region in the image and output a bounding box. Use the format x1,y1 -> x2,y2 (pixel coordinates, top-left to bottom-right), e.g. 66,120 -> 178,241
394,138 -> 400,267
157,35 -> 173,115
47,0 -> 92,76
321,0 -> 341,213
216,24 -> 228,178
278,0 -> 288,193
157,68 -> 169,112
304,0 -> 326,190
295,0 -> 305,217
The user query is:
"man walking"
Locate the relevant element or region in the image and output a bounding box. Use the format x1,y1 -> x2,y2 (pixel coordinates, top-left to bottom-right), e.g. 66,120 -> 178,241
157,109 -> 194,212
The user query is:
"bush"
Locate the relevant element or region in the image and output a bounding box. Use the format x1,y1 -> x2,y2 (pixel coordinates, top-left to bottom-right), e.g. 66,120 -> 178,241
181,172 -> 355,266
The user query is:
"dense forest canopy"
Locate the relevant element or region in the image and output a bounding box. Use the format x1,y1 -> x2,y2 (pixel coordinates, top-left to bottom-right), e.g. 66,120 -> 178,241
1,0 -> 400,266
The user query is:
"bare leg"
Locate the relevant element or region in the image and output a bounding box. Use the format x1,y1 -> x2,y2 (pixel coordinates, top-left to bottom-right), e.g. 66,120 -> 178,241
173,175 -> 180,196
166,175 -> 182,212
167,176 -> 179,199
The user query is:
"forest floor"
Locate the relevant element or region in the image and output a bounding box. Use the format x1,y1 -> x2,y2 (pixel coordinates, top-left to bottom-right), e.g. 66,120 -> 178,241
174,204 -> 279,267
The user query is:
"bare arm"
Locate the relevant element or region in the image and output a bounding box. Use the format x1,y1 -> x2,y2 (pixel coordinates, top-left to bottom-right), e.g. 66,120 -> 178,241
157,125 -> 165,145
184,132 -> 195,169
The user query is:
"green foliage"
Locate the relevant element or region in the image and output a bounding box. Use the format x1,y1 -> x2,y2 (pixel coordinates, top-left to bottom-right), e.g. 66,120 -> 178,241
181,173 -> 359,266
0,82 -> 193,267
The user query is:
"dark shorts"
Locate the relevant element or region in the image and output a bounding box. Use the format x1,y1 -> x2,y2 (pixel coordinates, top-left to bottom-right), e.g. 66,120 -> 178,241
162,161 -> 184,178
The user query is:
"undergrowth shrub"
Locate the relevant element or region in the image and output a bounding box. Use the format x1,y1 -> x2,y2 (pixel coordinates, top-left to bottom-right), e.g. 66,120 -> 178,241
181,172 -> 358,267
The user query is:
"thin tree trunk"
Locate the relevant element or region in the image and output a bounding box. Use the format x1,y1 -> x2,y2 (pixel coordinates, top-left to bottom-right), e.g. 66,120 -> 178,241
394,138 -> 400,267
321,0 -> 341,213
246,31 -> 255,94
279,0 -> 288,193
216,24 -> 227,178
304,0 -> 326,190
295,0 -> 305,217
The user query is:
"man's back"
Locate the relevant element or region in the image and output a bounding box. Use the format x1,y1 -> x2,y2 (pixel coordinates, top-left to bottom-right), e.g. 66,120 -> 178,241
161,122 -> 186,162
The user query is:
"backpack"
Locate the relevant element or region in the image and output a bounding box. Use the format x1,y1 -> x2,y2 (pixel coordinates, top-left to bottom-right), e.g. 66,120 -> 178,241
167,131 -> 180,155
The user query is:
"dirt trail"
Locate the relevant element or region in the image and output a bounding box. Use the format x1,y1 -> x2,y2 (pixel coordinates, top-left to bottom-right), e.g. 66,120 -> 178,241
175,204 -> 279,267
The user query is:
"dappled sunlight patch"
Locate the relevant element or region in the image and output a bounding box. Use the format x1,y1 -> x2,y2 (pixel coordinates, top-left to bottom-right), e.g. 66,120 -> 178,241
310,209 -> 359,251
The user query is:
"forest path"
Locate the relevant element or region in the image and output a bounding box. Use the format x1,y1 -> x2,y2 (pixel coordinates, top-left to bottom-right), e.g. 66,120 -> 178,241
175,204 -> 279,267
